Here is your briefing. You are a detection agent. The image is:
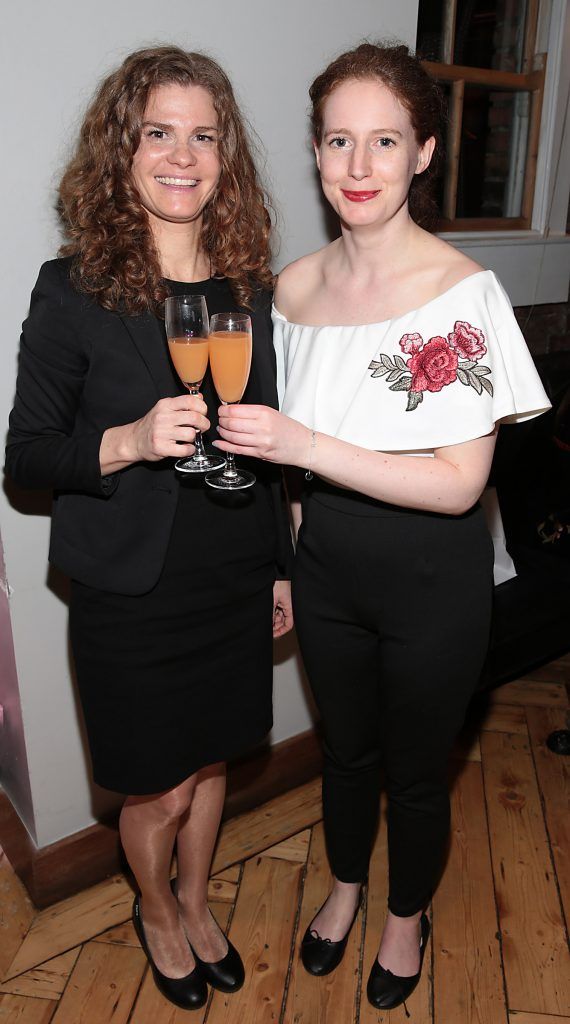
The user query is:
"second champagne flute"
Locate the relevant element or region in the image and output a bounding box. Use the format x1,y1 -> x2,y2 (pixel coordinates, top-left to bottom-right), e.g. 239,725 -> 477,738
165,294 -> 226,474
206,313 -> 256,490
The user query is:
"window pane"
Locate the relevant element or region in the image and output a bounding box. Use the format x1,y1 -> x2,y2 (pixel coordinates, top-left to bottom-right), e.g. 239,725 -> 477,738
417,0 -> 529,72
417,0 -> 446,61
455,87 -> 530,217
455,0 -> 528,71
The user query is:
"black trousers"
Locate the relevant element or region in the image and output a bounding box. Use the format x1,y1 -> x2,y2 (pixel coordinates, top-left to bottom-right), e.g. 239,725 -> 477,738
292,481 -> 494,917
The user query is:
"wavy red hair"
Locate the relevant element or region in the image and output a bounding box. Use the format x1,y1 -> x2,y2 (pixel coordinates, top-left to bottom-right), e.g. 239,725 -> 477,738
58,46 -> 274,312
309,43 -> 445,230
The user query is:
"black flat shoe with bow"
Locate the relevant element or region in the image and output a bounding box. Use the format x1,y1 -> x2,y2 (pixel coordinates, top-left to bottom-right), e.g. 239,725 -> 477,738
367,913 -> 430,1017
132,895 -> 208,1010
300,895 -> 362,977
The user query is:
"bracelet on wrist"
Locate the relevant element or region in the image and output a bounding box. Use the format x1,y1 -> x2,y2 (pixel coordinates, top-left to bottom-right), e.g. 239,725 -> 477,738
305,430 -> 317,481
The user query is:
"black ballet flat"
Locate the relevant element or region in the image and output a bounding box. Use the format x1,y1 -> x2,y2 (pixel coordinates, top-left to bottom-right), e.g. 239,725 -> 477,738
191,931 -> 245,994
132,895 -> 208,1010
170,879 -> 244,993
300,895 -> 362,977
366,913 -> 430,1017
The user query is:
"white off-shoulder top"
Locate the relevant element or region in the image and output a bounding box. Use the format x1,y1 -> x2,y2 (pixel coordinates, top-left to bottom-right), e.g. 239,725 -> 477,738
273,270 -> 550,453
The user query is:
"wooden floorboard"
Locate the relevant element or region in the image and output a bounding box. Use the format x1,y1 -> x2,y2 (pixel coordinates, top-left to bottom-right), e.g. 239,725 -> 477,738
0,849 -> 35,981
488,681 -> 568,709
520,654 -> 570,685
207,854 -> 303,1024
433,761 -> 506,1024
0,950 -> 79,1001
283,822 -> 363,1024
49,942 -> 145,1024
3,876 -> 133,979
0,993 -> 57,1023
525,706 -> 570,930
1,671 -> 568,1023
480,704 -> 529,736
481,731 -> 570,1016
509,1014 -> 570,1023
210,779 -> 322,875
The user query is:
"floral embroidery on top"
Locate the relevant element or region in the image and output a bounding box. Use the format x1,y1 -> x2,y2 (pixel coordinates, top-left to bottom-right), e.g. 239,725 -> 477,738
368,320 -> 494,412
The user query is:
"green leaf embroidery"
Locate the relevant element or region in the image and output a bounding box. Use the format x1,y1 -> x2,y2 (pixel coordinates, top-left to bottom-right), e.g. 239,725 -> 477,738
389,376 -> 412,392
480,376 -> 494,396
368,360 -> 390,378
467,369 -> 483,395
406,390 -> 423,412
457,368 -> 470,386
386,369 -> 405,382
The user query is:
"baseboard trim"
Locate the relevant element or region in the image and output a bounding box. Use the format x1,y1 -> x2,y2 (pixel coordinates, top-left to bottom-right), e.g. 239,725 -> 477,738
0,728 -> 322,908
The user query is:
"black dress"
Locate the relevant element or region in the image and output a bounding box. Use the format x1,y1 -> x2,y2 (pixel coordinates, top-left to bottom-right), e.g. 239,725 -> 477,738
69,278 -> 277,794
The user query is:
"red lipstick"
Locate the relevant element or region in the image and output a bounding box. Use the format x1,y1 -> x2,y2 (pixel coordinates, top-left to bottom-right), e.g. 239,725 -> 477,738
341,189 -> 380,202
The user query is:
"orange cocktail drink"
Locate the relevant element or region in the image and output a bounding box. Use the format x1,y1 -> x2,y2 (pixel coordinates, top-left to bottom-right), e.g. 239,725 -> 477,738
208,330 -> 252,403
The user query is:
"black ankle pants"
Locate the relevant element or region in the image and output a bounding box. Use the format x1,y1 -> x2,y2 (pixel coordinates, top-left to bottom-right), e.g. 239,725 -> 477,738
292,481 -> 493,917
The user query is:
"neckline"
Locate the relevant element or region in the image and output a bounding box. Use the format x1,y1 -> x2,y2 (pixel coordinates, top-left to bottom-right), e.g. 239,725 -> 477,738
165,276 -> 219,287
273,269 -> 492,330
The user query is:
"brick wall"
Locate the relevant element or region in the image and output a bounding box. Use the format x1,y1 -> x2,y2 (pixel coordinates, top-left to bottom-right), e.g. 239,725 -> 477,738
514,293 -> 570,357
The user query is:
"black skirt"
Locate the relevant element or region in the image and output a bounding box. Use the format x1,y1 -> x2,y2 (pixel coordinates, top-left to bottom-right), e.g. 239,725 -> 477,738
70,571 -> 274,795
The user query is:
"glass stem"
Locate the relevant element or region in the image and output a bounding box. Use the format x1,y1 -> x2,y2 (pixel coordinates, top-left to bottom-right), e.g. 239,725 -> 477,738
189,385 -> 207,462
222,401 -> 238,478
224,451 -> 238,479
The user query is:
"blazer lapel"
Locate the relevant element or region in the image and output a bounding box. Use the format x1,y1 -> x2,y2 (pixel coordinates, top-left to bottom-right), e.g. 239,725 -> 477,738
119,311 -> 182,400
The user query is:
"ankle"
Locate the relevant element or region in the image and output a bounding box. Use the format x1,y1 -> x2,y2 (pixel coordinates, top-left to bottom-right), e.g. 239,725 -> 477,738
330,879 -> 361,903
142,890 -> 179,919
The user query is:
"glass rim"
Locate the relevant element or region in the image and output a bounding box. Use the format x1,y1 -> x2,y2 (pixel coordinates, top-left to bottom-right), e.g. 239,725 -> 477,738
209,311 -> 251,330
164,294 -> 207,307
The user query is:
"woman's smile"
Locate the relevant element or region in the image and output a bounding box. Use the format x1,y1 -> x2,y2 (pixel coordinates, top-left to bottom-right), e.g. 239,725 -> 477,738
341,189 -> 381,202
154,176 -> 199,188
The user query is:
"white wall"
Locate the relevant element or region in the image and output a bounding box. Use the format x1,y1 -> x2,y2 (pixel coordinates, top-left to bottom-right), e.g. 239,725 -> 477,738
1,0 -> 420,846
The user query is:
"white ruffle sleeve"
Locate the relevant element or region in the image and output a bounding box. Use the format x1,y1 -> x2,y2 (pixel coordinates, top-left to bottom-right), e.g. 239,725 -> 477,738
273,271 -> 550,452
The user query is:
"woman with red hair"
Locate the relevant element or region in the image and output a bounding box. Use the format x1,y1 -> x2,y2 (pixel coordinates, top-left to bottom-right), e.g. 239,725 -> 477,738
213,41 -> 549,1012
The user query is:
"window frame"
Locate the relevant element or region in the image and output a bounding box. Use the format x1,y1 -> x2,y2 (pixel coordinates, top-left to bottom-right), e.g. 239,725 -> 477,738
419,0 -> 545,230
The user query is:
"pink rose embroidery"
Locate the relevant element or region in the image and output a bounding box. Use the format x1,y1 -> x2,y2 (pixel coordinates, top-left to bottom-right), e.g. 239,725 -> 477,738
408,337 -> 458,393
369,318 -> 493,411
448,320 -> 487,359
399,332 -> 423,355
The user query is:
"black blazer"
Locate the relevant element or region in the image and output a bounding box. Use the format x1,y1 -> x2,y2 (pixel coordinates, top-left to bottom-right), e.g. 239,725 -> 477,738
5,259 -> 292,594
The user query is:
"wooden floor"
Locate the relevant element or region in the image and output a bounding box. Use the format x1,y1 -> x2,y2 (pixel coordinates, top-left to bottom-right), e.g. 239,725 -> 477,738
1,662 -> 569,1023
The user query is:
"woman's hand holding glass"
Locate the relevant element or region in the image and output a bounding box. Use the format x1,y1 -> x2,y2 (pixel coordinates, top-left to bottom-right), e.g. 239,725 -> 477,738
214,404 -> 311,470
131,395 -> 210,463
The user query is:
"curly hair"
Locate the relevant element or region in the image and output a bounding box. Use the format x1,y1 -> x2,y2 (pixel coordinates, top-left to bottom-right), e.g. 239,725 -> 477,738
309,42 -> 445,230
58,46 -> 274,313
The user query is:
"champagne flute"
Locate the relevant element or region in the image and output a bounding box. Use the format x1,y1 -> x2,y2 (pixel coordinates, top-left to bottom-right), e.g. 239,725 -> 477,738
165,295 -> 226,474
206,312 -> 256,490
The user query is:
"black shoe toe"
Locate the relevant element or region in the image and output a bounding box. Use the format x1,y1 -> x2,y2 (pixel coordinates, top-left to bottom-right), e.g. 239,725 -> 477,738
132,896 -> 208,1010
301,925 -> 351,976
367,913 -> 430,1011
192,939 -> 245,993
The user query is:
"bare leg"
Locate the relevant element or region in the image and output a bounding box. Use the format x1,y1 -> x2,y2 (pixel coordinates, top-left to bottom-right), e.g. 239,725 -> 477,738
377,909 -> 423,975
120,775 -> 197,977
309,877 -> 361,941
175,761 -> 228,961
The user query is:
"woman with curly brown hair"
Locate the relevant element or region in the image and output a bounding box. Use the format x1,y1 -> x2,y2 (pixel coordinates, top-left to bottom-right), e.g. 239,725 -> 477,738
212,42 -> 550,1012
6,45 -> 292,1011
